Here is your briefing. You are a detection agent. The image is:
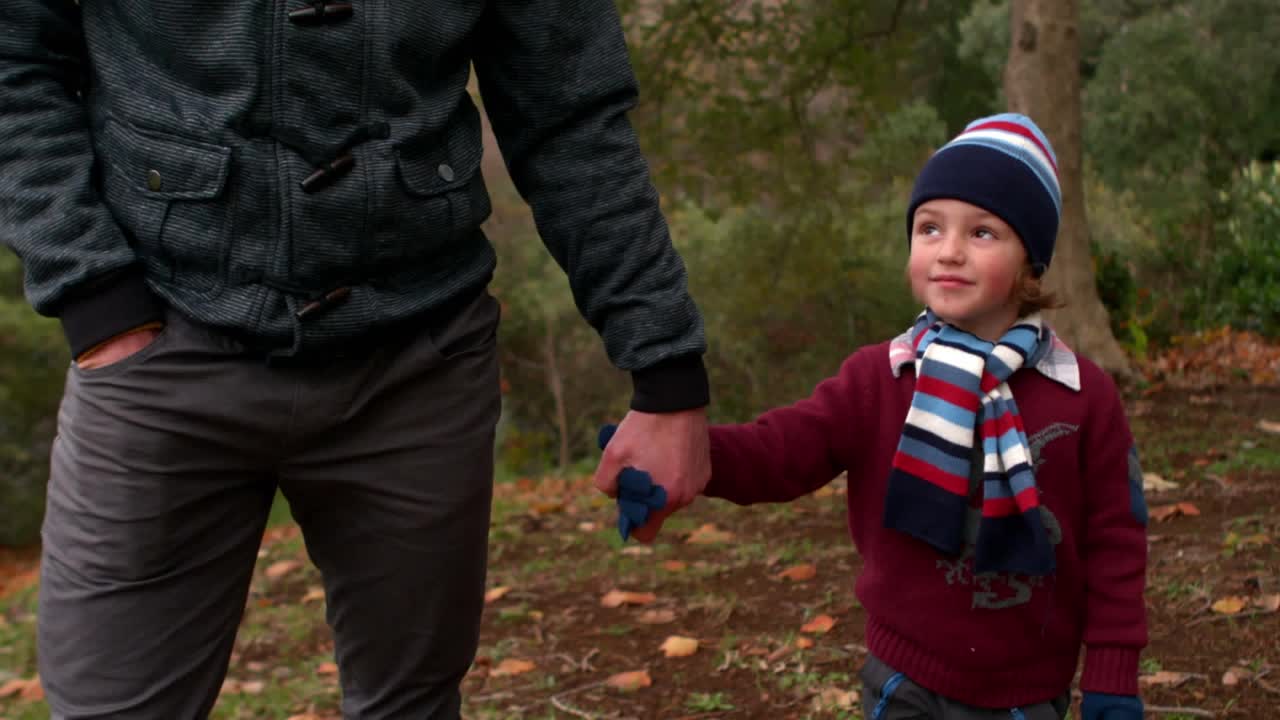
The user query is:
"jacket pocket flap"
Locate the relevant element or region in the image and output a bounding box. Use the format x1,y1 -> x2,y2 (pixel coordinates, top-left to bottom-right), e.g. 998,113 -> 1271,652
395,139 -> 482,196
99,119 -> 232,200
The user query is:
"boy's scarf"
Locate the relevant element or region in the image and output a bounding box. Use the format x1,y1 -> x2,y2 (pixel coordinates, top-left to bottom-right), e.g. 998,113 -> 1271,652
884,310 -> 1056,576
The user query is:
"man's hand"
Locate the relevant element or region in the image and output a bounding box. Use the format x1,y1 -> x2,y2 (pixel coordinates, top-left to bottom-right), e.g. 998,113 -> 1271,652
593,407 -> 710,543
75,325 -> 163,370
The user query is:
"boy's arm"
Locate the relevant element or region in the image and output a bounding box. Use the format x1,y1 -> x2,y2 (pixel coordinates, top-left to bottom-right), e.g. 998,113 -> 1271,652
0,1 -> 164,358
705,349 -> 871,505
1078,368 -> 1149,700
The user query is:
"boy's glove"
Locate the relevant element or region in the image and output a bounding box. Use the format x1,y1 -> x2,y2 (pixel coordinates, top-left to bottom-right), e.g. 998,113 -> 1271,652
597,424 -> 668,541
1080,692 -> 1143,720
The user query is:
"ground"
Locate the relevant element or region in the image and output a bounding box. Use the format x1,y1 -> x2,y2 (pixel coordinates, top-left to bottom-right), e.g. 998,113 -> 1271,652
1,382 -> 1278,719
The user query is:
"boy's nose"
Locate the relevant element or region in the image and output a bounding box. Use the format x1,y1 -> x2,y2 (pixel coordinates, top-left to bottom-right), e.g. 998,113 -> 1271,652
937,232 -> 966,262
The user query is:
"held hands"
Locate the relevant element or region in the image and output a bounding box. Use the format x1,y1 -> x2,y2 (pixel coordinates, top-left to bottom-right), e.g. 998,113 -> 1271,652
75,324 -> 163,370
592,408 -> 710,543
1080,692 -> 1143,720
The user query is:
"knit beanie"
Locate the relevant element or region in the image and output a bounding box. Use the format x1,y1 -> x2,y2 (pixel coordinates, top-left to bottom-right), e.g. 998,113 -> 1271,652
906,113 -> 1061,276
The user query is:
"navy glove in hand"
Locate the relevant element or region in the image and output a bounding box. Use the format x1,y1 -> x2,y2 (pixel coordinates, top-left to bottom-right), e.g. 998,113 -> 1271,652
1081,692 -> 1143,720
597,424 -> 668,541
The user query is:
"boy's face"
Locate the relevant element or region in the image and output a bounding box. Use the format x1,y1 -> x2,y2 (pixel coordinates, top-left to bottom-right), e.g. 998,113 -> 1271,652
908,198 -> 1027,342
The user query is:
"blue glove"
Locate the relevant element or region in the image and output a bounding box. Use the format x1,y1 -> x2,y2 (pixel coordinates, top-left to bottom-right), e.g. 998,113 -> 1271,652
597,424 -> 667,541
1081,692 -> 1143,720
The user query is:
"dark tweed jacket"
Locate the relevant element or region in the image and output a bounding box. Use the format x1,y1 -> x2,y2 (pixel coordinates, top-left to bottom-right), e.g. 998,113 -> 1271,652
0,0 -> 707,410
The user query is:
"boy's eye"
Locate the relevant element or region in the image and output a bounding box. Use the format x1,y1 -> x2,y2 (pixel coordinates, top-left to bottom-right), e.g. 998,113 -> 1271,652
917,223 -> 940,235
974,227 -> 997,240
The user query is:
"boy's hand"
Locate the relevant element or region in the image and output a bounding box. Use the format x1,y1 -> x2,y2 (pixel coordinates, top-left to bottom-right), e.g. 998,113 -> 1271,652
592,408 -> 710,543
1080,692 -> 1143,720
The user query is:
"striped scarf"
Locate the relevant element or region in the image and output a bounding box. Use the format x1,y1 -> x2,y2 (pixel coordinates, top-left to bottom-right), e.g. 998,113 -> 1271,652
884,310 -> 1056,576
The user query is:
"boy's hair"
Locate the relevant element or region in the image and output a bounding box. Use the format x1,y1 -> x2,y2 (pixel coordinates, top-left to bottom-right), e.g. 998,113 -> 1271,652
905,113 -> 1061,277
1014,264 -> 1063,316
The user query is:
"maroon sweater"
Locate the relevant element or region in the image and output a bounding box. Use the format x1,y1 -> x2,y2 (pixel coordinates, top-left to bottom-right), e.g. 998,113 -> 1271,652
705,340 -> 1148,708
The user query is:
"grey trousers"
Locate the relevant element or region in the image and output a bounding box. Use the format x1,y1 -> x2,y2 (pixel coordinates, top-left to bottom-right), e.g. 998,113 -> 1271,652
37,291 -> 502,719
860,655 -> 1071,720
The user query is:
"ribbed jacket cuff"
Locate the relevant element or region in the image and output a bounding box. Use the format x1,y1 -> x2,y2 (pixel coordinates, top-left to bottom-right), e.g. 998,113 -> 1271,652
630,354 -> 710,412
1081,646 -> 1141,695
59,268 -> 165,358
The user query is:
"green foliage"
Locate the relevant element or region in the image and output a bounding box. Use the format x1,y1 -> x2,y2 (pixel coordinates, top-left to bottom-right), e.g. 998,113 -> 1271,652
1194,161 -> 1280,336
0,254 -> 66,546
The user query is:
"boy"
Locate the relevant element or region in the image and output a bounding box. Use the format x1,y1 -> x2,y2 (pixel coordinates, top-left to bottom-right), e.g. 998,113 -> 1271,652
701,114 -> 1148,719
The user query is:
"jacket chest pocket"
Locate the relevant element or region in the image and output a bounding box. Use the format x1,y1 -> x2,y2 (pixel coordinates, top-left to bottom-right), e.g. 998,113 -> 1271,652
96,118 -> 233,294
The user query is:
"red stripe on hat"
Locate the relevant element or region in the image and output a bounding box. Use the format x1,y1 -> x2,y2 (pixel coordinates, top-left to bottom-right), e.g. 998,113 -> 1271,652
893,452 -> 969,496
965,120 -> 1058,175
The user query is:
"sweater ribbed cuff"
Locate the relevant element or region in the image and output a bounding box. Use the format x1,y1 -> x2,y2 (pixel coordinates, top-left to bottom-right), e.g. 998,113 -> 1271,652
59,268 -> 165,359
1081,646 -> 1141,696
630,353 -> 710,412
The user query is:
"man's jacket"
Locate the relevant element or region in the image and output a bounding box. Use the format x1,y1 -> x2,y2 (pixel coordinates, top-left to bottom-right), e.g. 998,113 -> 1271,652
0,0 -> 707,409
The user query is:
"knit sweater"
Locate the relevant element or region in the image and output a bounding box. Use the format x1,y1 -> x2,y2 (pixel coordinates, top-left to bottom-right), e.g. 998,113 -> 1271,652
704,337 -> 1148,708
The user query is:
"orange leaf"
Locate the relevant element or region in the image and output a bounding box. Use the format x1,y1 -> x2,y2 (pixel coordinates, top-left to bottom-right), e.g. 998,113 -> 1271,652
491,658 -> 537,677
1140,671 -> 1198,687
484,586 -> 512,604
1211,596 -> 1248,614
600,589 -> 657,608
265,560 -> 301,580
660,635 -> 699,657
316,662 -> 338,676
1254,594 -> 1280,612
301,586 -> 326,604
686,523 -> 735,545
240,680 -> 265,695
795,637 -> 814,649
605,669 -> 653,691
801,614 -> 836,634
661,560 -> 687,572
775,564 -> 817,582
638,609 -> 677,625
1149,503 -> 1201,522
1257,419 -> 1280,434
1177,502 -> 1201,516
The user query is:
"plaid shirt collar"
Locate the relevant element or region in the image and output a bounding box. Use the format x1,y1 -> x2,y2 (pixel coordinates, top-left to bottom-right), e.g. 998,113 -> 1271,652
888,323 -> 1081,392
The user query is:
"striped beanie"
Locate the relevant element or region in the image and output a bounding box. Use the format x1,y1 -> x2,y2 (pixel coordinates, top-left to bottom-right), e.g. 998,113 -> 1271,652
906,113 -> 1061,276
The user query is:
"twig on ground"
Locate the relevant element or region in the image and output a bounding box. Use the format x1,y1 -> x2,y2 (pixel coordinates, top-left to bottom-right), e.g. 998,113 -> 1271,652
548,680 -> 609,719
1145,706 -> 1213,717
1187,609 -> 1276,627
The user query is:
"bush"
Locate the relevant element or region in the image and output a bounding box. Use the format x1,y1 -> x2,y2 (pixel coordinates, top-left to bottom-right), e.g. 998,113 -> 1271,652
0,296 -> 67,547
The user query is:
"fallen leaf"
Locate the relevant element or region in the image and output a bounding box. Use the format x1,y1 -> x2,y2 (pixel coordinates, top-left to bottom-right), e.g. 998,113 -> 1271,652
286,714 -> 323,720
814,686 -> 858,710
605,669 -> 653,691
1140,671 -> 1199,687
577,521 -> 598,532
661,560 -> 687,572
1222,667 -> 1251,686
316,662 -> 338,676
1257,419 -> 1280,434
775,564 -> 817,582
801,614 -> 836,634
795,637 -> 814,649
265,560 -> 301,580
240,680 -> 265,695
490,658 -> 537,677
600,590 -> 657,608
484,586 -> 512,604
1142,473 -> 1179,492
0,679 -> 24,698
1149,502 -> 1201,522
301,586 -> 326,604
1211,596 -> 1248,614
1254,594 -> 1280,612
686,523 -> 735,545
620,545 -> 653,556
660,635 -> 699,657
638,609 -> 677,624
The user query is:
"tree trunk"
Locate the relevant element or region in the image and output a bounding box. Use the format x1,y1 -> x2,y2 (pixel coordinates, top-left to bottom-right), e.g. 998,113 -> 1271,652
1004,0 -> 1131,377
542,312 -> 571,472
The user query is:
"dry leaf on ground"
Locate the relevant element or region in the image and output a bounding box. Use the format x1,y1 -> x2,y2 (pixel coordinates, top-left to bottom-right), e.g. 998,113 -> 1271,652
638,609 -> 677,624
600,590 -> 657,608
814,687 -> 858,710
1223,667 -> 1252,686
1149,502 -> 1201,522
1254,594 -> 1280,612
484,586 -> 512,604
265,560 -> 301,580
1142,473 -> 1179,492
1140,671 -> 1199,687
301,586 -> 326,603
0,676 -> 42,701
606,669 -> 653,691
1257,419 -> 1280,434
240,680 -> 265,695
316,662 -> 338,676
1211,596 -> 1248,615
661,560 -> 687,572
490,658 -> 537,677
775,564 -> 817,582
660,636 -> 699,657
686,523 -> 735,544
801,614 -> 836,634
795,637 -> 815,649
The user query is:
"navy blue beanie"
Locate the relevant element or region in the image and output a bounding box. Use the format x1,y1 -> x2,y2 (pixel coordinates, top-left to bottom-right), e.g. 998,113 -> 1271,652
906,113 -> 1062,276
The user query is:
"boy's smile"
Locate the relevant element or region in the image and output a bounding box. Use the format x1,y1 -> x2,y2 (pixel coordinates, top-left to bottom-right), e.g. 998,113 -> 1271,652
908,198 -> 1027,341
